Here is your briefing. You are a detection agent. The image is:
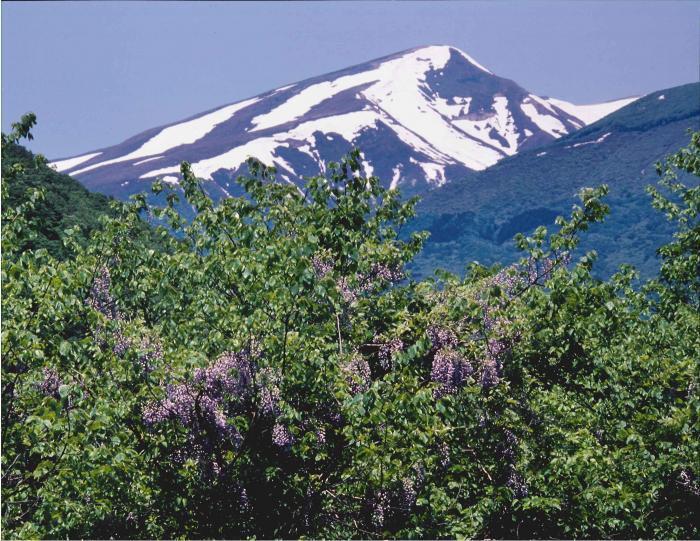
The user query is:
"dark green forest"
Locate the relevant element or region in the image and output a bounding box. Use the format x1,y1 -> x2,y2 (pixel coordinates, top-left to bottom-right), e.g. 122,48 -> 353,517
2,114 -> 699,539
3,139 -> 166,260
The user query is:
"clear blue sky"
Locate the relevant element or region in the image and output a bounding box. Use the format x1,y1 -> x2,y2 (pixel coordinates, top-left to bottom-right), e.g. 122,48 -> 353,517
2,1 -> 698,159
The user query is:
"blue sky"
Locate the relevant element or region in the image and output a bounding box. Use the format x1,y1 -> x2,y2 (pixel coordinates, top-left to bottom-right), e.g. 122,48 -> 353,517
2,1 -> 698,158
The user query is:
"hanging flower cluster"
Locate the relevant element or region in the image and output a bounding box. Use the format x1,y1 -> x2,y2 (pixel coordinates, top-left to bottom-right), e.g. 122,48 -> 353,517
377,336 -> 404,370
86,266 -> 163,374
312,254 -> 403,305
430,348 -> 474,398
37,367 -> 61,399
85,266 -> 122,320
427,324 -> 474,396
143,351 -> 254,474
469,253 -> 569,391
271,422 -> 294,449
341,354 -> 372,395
257,366 -> 281,417
425,255 -> 568,396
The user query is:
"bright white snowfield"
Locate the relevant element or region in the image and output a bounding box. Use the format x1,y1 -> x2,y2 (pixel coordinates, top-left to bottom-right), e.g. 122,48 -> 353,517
68,97 -> 262,176
545,96 -> 638,125
51,152 -> 102,173
51,45 -> 639,193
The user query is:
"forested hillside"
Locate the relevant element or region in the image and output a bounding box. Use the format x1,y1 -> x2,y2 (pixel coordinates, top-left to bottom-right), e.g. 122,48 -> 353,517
2,115 -> 699,539
2,124 -> 167,260
3,140 -> 118,259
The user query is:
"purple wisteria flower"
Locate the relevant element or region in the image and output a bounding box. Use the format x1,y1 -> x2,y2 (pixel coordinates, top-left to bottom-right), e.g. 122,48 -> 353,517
342,354 -> 371,394
192,351 -> 253,399
337,276 -> 358,304
479,357 -> 501,389
86,266 -> 121,320
38,367 -> 61,398
487,338 -> 508,358
437,441 -> 451,469
497,429 -> 519,462
678,468 -> 700,496
525,252 -> 571,285
312,255 -> 333,278
413,463 -> 426,486
430,348 -> 473,397
112,329 -> 131,358
366,262 -> 404,284
271,422 -> 294,449
427,325 -> 458,350
313,253 -> 404,305
377,337 -> 403,370
400,478 -> 417,509
492,267 -> 522,297
137,336 -> 163,373
257,367 -> 281,416
505,466 -> 529,499
142,350 -> 254,472
371,490 -> 389,529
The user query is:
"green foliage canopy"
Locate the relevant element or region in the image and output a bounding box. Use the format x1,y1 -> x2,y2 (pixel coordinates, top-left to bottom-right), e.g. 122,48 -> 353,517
2,115 -> 698,538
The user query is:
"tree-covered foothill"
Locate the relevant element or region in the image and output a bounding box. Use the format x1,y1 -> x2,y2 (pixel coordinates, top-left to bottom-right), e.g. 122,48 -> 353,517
2,114 -> 699,539
2,124 -> 166,261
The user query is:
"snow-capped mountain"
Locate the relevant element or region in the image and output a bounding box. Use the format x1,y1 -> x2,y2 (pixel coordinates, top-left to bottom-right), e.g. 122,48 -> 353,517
51,45 -> 637,199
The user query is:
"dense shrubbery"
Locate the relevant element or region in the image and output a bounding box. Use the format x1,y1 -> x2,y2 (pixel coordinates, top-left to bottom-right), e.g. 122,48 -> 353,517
2,115 -> 699,539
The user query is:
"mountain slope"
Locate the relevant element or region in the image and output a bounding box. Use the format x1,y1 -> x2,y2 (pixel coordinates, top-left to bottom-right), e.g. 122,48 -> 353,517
50,45 -> 634,199
409,82 -> 700,279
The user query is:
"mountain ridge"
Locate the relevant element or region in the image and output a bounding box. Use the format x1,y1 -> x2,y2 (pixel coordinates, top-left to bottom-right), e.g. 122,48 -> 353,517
408,82 -> 700,279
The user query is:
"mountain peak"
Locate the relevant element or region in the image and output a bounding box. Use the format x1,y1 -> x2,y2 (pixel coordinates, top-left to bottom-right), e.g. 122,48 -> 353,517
404,45 -> 493,75
385,45 -> 493,76
51,46 -> 637,201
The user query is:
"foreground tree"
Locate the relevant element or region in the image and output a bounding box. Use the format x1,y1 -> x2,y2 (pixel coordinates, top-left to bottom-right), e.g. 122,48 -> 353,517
2,116 -> 698,538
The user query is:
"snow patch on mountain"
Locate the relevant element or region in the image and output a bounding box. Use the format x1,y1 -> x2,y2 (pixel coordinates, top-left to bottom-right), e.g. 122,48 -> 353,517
362,158 -> 374,177
390,165 -> 403,190
72,97 -> 262,175
51,152 -> 102,172
417,161 -> 446,186
142,110 -> 380,180
546,96 -> 638,125
381,119 -> 450,163
251,45 -> 453,133
568,132 -> 612,148
142,136 -> 294,180
133,156 -> 164,166
454,48 -> 493,74
285,110 -> 379,143
274,84 -> 297,93
452,96 -> 519,156
521,96 -> 568,137
432,96 -> 472,118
